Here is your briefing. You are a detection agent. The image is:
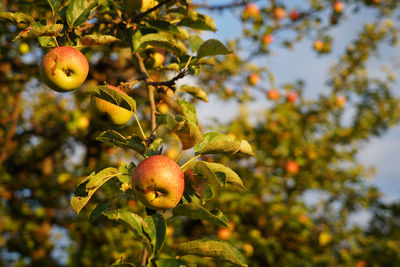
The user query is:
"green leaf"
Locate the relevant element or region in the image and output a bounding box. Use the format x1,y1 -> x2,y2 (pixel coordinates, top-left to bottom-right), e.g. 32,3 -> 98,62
178,86 -> 208,102
89,199 -> 112,223
80,34 -> 120,45
13,24 -> 63,41
194,132 -> 240,155
178,100 -> 199,126
103,209 -> 152,253
47,0 -> 61,17
155,259 -> 188,267
197,39 -> 232,59
173,203 -> 229,228
147,20 -> 180,33
143,213 -> 166,257
117,162 -> 136,184
0,11 -> 34,23
157,113 -> 177,129
70,167 -> 120,214
67,0 -> 98,28
176,239 -> 248,267
239,140 -> 255,156
178,11 -> 216,32
189,35 -> 204,52
201,162 -> 246,190
173,116 -> 202,150
194,161 -> 226,187
87,85 -> 136,113
96,130 -> 146,154
140,33 -> 186,56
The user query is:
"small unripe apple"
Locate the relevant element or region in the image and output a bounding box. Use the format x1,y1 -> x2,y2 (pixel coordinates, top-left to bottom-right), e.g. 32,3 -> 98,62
18,42 -> 30,54
274,7 -> 286,20
290,9 -> 299,20
267,88 -> 280,100
242,3 -> 260,19
40,47 -> 89,92
285,160 -> 299,174
90,85 -> 133,126
132,155 -> 184,210
144,49 -> 165,69
157,103 -> 169,114
314,40 -> 324,51
247,73 -> 260,86
242,243 -> 254,256
318,231 -> 332,246
336,95 -> 346,107
262,34 -> 274,45
286,91 -> 298,103
333,1 -> 344,13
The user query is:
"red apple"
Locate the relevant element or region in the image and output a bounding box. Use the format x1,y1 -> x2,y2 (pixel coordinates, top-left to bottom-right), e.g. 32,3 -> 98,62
242,3 -> 260,19
247,73 -> 260,86
290,9 -> 299,20
285,161 -> 299,174
267,88 -> 280,100
40,47 -> 89,92
132,155 -> 184,210
333,1 -> 344,13
262,34 -> 274,45
274,7 -> 286,20
90,85 -> 133,126
286,91 -> 298,103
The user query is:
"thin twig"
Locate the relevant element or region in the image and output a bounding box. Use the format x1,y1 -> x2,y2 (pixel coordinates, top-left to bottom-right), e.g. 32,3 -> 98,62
131,0 -> 175,22
139,247 -> 149,267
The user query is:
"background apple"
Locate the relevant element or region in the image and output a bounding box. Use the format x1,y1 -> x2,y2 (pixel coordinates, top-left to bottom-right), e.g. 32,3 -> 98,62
290,9 -> 299,20
267,88 -> 280,100
286,91 -> 298,103
132,155 -> 184,210
333,1 -> 344,13
336,95 -> 347,107
247,73 -> 260,85
90,85 -> 133,126
262,34 -> 274,45
40,47 -> 89,92
274,7 -> 286,20
285,161 -> 299,174
242,3 -> 260,19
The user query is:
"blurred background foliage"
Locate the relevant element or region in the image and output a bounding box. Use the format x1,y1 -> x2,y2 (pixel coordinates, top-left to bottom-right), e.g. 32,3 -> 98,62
1,0 -> 400,266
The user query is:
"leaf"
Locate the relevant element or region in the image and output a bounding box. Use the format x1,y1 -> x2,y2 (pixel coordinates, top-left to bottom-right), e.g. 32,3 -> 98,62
178,11 -> 216,32
0,12 -> 34,24
178,86 -> 208,102
173,204 -> 229,228
239,140 -> 255,156
96,130 -> 145,153
47,0 -> 61,17
178,100 -> 199,126
157,113 -> 177,129
147,20 -> 180,33
189,35 -> 204,52
67,0 -> 98,28
143,213 -> 166,257
201,162 -> 246,190
103,209 -> 152,253
13,24 -> 63,41
155,258 -> 188,267
176,239 -> 248,267
194,161 -> 226,187
173,116 -> 202,150
70,167 -> 120,214
140,34 -> 186,56
86,85 -> 136,113
117,162 -> 136,184
194,132 -> 240,155
80,34 -> 120,45
89,199 -> 112,223
197,39 -> 232,59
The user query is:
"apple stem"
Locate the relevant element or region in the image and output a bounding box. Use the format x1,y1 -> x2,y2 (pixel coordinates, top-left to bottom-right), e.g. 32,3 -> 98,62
133,113 -> 147,140
180,155 -> 201,171
52,36 -> 59,47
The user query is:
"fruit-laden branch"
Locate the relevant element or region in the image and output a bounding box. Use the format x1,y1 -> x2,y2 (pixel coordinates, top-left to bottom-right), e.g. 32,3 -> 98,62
131,0 -> 175,22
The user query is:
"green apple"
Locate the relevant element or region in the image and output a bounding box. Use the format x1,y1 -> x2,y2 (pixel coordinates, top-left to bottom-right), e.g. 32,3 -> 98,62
90,85 -> 133,126
144,48 -> 165,69
40,47 -> 89,92
132,155 -> 184,210
124,0 -> 156,14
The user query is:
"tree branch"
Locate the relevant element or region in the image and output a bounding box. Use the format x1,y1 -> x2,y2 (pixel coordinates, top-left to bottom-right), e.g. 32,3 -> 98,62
131,0 -> 175,22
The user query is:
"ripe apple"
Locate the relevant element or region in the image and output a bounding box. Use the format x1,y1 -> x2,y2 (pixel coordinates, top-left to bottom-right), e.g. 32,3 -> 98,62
267,88 -> 280,100
333,1 -> 344,13
217,228 -> 232,240
247,73 -> 260,86
262,34 -> 274,45
132,155 -> 184,210
285,160 -> 299,174
274,7 -> 286,20
336,95 -> 346,107
290,9 -> 299,20
124,0 -> 156,14
40,47 -> 89,92
356,261 -> 367,267
314,40 -> 324,51
242,3 -> 260,19
144,49 -> 165,69
286,91 -> 298,103
90,85 -> 133,126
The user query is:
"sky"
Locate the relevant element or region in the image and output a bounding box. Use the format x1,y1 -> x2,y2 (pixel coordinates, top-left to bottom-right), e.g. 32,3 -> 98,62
191,0 -> 400,205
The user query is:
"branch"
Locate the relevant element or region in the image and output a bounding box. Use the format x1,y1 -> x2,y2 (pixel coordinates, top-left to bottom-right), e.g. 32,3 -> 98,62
194,0 -> 256,11
131,0 -> 175,22
147,71 -> 187,89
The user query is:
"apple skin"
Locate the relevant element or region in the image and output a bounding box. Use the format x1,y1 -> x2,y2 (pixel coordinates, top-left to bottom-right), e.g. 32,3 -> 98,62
247,73 -> 260,86
40,47 -> 89,93
286,91 -> 298,103
132,155 -> 184,210
285,161 -> 299,174
90,85 -> 133,126
267,88 -> 280,100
